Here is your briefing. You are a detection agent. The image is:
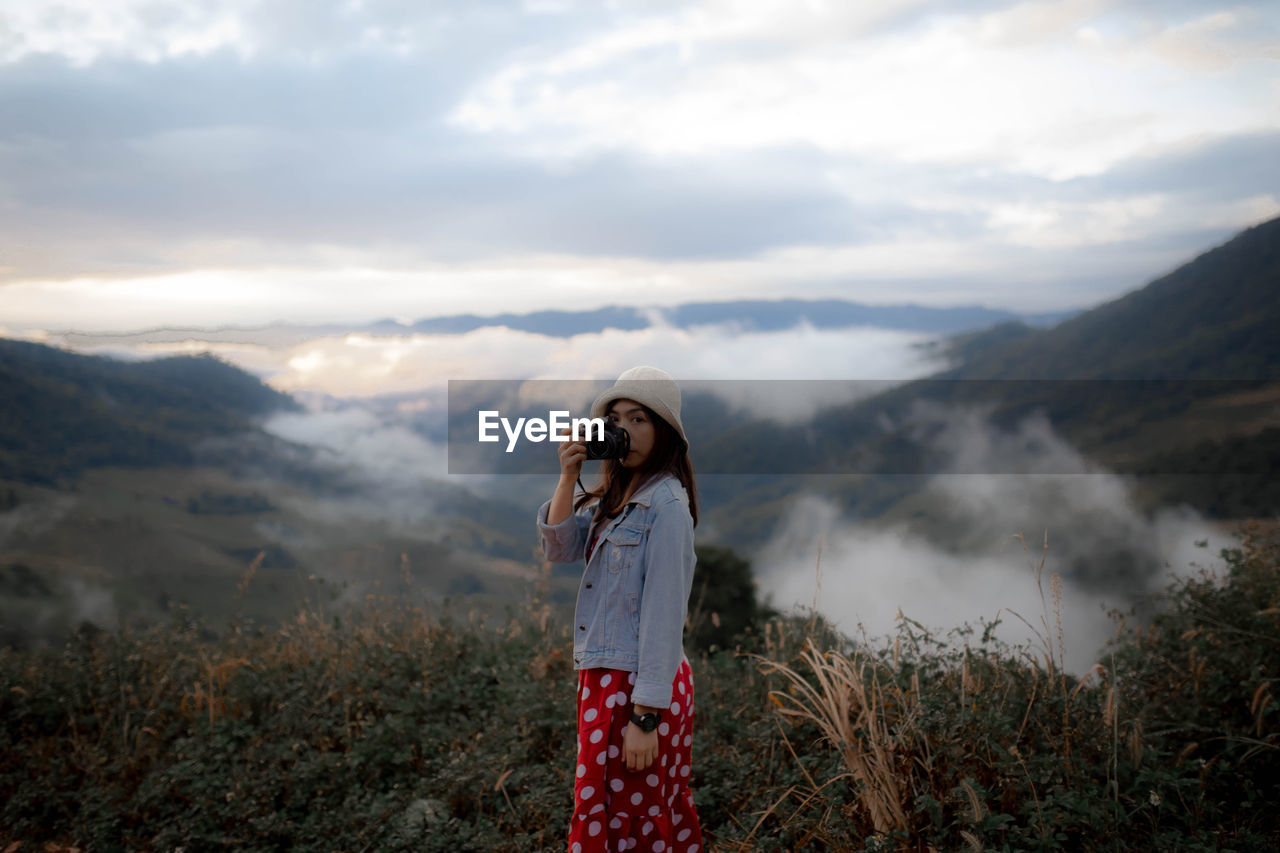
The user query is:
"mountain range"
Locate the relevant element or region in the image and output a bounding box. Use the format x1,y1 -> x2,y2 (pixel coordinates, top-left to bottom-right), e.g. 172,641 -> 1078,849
46,298 -> 1075,350
1,215 -> 1277,648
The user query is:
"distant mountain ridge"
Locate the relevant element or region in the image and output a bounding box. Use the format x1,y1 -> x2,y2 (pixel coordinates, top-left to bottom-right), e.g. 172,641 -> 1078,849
48,299 -> 1077,348
0,339 -> 300,484
399,300 -> 1074,337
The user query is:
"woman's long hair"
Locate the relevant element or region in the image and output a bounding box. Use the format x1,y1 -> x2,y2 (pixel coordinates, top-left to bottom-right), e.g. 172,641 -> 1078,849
574,402 -> 699,527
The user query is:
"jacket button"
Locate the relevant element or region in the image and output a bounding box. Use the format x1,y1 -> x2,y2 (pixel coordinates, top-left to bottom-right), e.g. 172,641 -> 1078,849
586,583 -> 593,588
579,625 -> 586,631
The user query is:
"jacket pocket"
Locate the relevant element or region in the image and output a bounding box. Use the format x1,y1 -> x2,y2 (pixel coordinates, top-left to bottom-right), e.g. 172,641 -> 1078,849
603,522 -> 645,573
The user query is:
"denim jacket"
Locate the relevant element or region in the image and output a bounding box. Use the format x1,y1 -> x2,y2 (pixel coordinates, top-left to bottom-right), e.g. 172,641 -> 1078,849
536,472 -> 696,709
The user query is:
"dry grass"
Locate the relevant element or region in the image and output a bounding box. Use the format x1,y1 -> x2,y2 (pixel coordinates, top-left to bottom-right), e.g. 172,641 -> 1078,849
754,640 -> 915,836
738,529 -> 1132,850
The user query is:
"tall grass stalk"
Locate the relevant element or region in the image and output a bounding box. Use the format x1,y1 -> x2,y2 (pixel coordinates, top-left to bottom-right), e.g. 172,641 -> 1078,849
754,639 -> 914,835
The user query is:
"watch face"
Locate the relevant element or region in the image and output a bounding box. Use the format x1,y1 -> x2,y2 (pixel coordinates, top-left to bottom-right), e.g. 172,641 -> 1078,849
634,712 -> 659,732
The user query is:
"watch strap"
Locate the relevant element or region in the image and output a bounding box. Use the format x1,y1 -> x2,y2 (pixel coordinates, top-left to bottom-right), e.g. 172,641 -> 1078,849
630,710 -> 661,732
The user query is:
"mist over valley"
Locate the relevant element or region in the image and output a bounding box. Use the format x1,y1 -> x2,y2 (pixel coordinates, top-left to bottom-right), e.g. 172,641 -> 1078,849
2,222 -> 1278,672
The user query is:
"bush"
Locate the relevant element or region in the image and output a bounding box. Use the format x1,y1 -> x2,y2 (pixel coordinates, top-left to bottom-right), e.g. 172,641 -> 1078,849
687,544 -> 779,654
1,527 -> 1277,850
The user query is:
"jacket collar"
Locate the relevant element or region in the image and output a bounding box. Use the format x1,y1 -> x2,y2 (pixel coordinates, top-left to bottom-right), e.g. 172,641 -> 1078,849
587,472 -> 679,550
624,471 -> 678,508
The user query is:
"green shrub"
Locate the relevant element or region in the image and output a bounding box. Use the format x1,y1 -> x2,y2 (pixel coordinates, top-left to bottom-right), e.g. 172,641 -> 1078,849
1,527 -> 1277,850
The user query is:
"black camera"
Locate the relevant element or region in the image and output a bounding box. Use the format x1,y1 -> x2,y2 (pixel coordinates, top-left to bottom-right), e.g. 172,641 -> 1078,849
584,420 -> 630,461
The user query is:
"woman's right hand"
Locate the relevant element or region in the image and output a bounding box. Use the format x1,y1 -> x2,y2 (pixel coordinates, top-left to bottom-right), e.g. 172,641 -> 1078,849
557,433 -> 587,482
547,432 -> 587,525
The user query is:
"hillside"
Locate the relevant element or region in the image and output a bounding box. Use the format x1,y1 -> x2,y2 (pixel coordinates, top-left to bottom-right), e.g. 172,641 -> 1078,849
943,216 -> 1280,381
684,217 -> 1280,552
0,339 -> 301,484
826,218 -> 1280,469
2,526 -> 1277,850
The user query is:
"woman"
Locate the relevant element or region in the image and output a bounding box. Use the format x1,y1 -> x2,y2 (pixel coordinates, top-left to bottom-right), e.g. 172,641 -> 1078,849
537,366 -> 704,853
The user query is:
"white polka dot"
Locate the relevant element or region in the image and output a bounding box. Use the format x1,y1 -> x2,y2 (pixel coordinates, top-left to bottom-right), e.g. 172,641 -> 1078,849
681,765 -> 690,777
669,765 -> 677,777
649,805 -> 660,816
606,694 -> 616,708
678,681 -> 685,694
571,844 -> 582,853
616,691 -> 627,704
658,722 -> 670,736
671,735 -> 680,748
582,686 -> 590,700
581,785 -> 595,800
631,792 -> 643,805
642,820 -> 654,835
608,744 -> 620,758
590,729 -> 604,744
654,842 -> 666,852
610,816 -> 622,830
689,846 -> 699,853
610,778 -> 624,792
588,820 -> 602,836
616,839 -> 626,852
673,813 -> 683,826
577,764 -> 586,778
678,828 -> 691,842
584,707 -> 598,723
627,839 -> 638,851
684,734 -> 692,746
628,672 -> 637,684
601,674 -> 612,687
670,701 -> 681,715
590,803 -> 605,814
661,754 -> 668,766
596,751 -> 607,765
646,773 -> 659,786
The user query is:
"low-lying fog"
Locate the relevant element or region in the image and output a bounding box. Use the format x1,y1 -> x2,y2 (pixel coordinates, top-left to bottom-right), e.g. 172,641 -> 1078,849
751,407 -> 1230,674
28,322 -> 1235,672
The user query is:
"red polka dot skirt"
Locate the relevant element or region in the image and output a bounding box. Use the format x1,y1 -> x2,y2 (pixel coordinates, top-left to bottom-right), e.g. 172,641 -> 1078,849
568,659 -> 703,853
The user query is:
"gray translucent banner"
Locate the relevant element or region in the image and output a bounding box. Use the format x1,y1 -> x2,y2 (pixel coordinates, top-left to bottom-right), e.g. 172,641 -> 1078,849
446,378 -> 1279,476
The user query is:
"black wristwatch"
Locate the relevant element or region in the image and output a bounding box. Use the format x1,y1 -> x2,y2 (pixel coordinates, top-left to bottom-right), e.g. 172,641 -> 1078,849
630,710 -> 661,733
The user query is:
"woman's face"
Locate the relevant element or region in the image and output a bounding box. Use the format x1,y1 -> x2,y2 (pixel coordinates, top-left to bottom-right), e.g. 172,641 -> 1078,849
607,398 -> 655,468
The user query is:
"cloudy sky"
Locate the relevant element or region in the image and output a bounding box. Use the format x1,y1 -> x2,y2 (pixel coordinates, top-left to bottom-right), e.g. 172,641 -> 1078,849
1,0 -> 1278,333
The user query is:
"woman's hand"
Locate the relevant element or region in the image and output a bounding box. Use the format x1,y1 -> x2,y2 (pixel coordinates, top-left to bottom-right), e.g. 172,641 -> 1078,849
546,430 -> 587,526
624,722 -> 660,772
556,432 -> 587,482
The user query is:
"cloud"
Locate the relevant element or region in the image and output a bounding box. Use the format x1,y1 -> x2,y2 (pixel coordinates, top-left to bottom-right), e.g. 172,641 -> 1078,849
755,403 -> 1234,673
91,321 -> 944,399
0,0 -> 1276,329
264,403 -> 447,484
0,53 -> 948,283
449,0 -> 1280,179
0,0 -> 585,66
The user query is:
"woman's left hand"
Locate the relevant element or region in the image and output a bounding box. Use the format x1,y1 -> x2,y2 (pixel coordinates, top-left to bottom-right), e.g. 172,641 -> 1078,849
623,722 -> 660,771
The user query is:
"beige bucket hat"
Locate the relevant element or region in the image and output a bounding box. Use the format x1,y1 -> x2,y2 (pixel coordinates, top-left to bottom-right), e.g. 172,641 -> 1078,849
589,365 -> 689,452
